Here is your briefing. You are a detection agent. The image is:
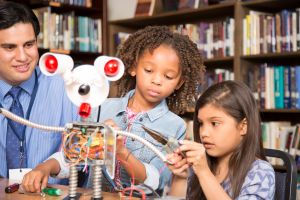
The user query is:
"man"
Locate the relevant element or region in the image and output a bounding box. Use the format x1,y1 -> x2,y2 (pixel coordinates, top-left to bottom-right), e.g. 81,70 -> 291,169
0,1 -> 78,183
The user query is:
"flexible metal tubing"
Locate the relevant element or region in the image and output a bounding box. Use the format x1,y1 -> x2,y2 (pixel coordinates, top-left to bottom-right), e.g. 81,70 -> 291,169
0,108 -> 67,132
0,108 -> 169,163
68,165 -> 78,198
115,130 -> 168,163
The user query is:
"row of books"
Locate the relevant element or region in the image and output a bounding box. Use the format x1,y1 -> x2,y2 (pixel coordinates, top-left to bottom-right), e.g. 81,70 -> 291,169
114,34 -> 300,110
170,19 -> 234,59
134,0 -> 229,17
261,122 -> 300,167
243,9 -> 300,55
34,7 -> 102,53
114,19 -> 234,60
30,0 -> 92,7
246,64 -> 300,110
199,68 -> 234,94
162,0 -> 207,12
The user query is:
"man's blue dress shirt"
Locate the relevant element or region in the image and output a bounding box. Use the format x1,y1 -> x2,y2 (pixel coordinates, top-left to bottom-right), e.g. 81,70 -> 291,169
0,67 -> 79,182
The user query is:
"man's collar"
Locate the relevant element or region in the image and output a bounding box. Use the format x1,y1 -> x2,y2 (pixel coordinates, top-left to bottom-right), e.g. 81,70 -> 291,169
0,68 -> 37,98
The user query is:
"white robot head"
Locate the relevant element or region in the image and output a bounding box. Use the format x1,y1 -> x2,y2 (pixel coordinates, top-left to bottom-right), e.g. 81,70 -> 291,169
39,52 -> 125,118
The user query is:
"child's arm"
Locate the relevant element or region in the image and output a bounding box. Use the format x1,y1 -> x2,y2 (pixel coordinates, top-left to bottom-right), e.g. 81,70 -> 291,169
116,135 -> 147,183
168,175 -> 187,197
21,158 -> 61,193
179,140 -> 232,200
166,152 -> 189,196
104,119 -> 148,186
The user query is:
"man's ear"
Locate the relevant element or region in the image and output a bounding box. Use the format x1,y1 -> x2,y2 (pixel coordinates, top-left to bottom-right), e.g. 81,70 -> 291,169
239,118 -> 247,136
175,79 -> 185,90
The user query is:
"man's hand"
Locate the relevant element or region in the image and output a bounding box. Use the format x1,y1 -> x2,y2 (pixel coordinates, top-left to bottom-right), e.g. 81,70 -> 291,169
21,163 -> 50,193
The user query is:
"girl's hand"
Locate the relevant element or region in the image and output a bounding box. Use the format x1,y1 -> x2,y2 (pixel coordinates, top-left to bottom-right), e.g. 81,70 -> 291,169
116,135 -> 128,159
103,119 -> 119,130
103,119 -> 128,160
166,153 -> 189,178
178,140 -> 209,174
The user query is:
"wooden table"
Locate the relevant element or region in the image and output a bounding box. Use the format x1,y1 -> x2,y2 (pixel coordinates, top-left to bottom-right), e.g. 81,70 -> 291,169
0,178 -> 138,199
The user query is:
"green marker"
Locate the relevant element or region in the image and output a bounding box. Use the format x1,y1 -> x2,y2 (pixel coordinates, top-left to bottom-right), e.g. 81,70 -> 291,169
42,188 -> 62,196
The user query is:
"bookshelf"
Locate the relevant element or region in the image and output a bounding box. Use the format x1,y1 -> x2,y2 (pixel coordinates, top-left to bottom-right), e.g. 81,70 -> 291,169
10,0 -> 108,65
109,0 -> 300,169
109,0 -> 300,118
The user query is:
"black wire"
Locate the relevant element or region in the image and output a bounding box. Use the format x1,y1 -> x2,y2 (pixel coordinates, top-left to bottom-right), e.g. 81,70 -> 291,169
97,106 -> 101,122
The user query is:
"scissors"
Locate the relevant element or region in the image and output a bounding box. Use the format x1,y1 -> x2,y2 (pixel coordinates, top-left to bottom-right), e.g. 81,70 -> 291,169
142,125 -> 186,158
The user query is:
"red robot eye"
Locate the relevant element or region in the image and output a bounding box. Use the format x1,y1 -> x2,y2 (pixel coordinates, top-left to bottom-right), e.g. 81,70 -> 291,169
104,59 -> 119,77
44,55 -> 58,73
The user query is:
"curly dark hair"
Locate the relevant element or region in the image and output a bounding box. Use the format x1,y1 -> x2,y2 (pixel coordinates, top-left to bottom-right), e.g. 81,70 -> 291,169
115,25 -> 205,114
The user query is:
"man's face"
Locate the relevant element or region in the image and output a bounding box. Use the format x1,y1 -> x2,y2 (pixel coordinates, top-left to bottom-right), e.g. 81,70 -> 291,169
0,23 -> 38,85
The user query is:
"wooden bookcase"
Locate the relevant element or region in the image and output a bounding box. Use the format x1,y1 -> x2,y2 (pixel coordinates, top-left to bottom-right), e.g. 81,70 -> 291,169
9,0 -> 108,65
108,0 -> 300,123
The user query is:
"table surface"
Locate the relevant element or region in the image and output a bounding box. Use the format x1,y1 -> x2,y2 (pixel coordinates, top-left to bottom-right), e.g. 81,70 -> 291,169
0,178 -> 139,200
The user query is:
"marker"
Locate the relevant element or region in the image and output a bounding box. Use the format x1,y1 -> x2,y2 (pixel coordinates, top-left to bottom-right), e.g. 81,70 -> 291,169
42,187 -> 62,196
5,183 -> 20,193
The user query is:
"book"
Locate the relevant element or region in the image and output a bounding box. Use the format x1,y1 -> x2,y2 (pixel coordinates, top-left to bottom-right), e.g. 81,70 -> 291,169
135,0 -> 162,17
178,0 -> 200,10
162,0 -> 179,12
283,66 -> 291,109
274,66 -> 284,109
135,0 -> 152,16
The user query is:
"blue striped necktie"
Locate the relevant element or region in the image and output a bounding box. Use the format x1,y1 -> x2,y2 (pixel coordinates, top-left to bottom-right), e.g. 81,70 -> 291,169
6,86 -> 27,171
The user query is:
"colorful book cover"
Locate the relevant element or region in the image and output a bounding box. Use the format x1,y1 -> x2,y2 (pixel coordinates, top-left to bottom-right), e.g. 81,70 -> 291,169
274,66 -> 284,109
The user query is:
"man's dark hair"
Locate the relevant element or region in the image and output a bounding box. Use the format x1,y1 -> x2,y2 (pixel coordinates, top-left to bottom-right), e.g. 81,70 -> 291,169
0,1 -> 40,37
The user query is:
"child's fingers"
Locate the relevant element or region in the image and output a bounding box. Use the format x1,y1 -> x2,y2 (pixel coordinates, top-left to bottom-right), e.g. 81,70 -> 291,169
116,136 -> 126,148
116,135 -> 124,141
185,148 -> 205,158
178,139 -> 196,146
104,119 -> 120,130
174,157 -> 187,168
166,153 -> 182,162
171,164 -> 189,178
178,141 -> 203,153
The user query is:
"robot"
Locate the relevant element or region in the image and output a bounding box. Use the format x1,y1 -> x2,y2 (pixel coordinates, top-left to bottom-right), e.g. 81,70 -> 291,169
0,53 -> 168,200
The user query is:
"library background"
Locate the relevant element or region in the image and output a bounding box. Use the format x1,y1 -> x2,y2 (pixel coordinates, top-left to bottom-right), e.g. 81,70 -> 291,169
6,0 -> 300,198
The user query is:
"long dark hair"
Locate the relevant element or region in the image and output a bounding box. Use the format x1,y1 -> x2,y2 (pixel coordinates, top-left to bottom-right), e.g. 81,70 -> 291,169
187,81 -> 266,199
0,1 -> 40,37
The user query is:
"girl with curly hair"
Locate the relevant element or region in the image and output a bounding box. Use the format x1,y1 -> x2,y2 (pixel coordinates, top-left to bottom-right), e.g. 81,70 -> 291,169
21,25 -> 205,196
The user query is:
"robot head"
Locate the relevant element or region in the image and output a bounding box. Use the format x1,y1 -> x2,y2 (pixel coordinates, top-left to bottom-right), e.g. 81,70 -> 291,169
39,53 -> 124,118
39,53 -> 125,177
